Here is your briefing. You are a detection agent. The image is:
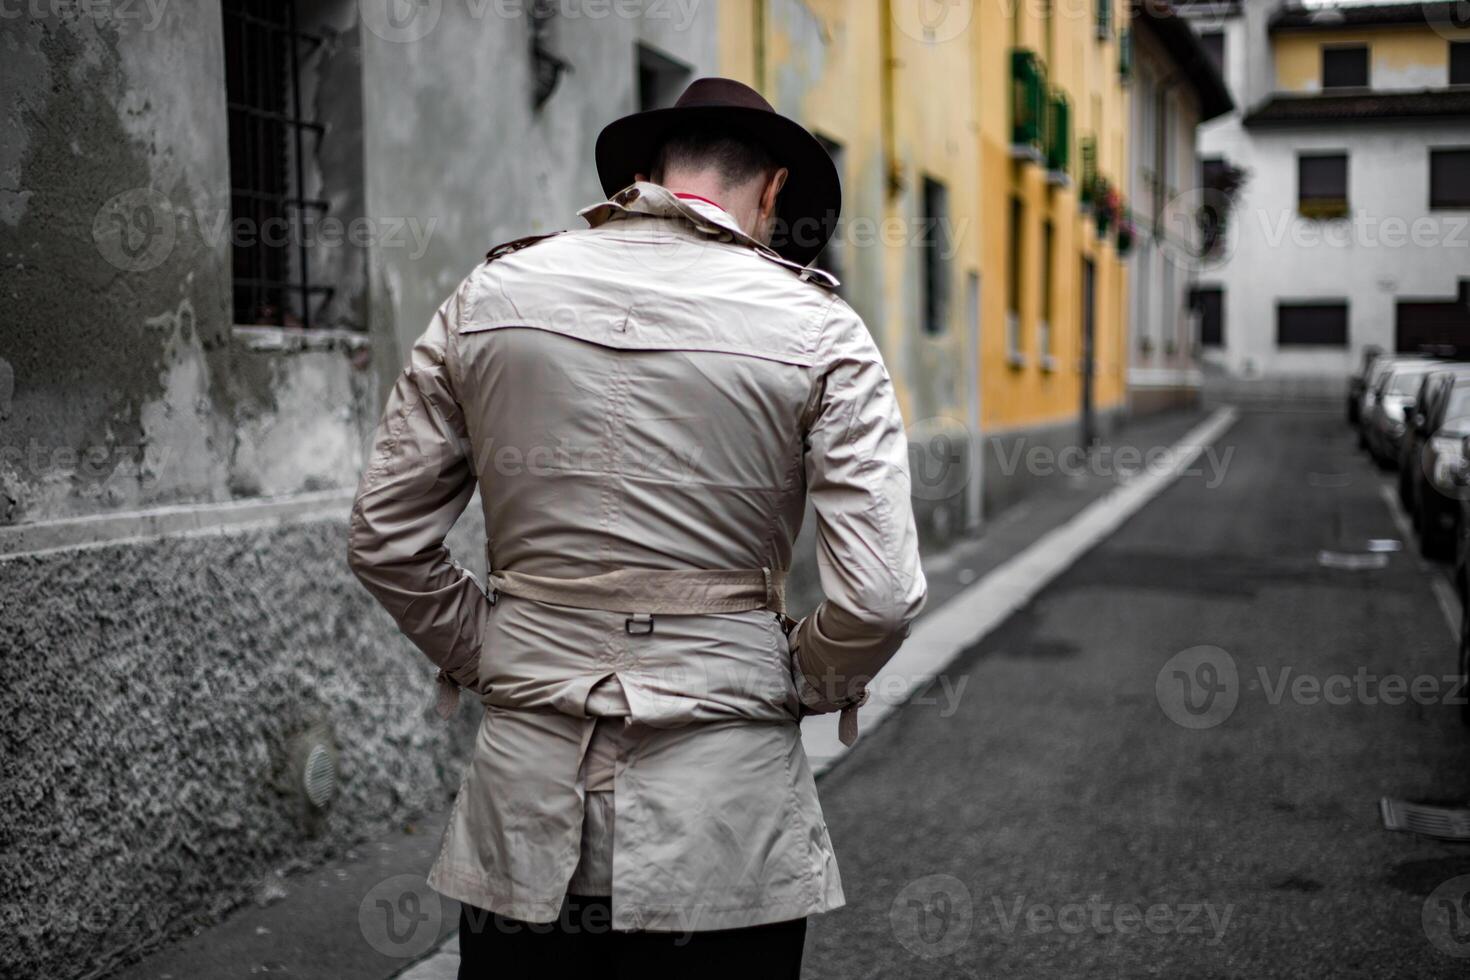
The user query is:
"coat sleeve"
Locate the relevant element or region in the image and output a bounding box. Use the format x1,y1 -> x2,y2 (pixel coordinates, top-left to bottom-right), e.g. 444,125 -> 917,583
791,300 -> 928,713
347,282 -> 487,692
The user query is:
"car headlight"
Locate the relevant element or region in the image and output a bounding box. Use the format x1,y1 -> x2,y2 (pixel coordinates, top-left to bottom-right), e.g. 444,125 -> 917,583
1432,437 -> 1465,488
1431,435 -> 1462,457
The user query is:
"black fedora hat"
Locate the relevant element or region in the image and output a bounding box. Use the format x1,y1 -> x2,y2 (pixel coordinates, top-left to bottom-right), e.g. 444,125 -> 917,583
594,77 -> 841,268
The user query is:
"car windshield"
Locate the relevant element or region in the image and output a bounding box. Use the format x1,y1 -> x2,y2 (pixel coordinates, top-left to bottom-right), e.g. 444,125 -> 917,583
1371,360 -> 1412,391
1389,370 -> 1429,395
1445,386 -> 1470,422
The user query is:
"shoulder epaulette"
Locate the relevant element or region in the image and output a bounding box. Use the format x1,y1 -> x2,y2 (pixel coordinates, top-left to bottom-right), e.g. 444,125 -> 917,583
753,247 -> 840,291
485,231 -> 565,264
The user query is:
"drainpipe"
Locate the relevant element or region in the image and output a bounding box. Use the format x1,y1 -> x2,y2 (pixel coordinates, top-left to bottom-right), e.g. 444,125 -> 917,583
753,0 -> 766,92
880,0 -> 900,197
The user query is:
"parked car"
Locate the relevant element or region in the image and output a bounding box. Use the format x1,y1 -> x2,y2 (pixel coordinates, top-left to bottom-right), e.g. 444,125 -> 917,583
1405,374 -> 1470,559
1398,364 -> 1470,514
1348,345 -> 1383,426
1365,361 -> 1439,468
1454,495 -> 1470,727
1357,354 -> 1428,449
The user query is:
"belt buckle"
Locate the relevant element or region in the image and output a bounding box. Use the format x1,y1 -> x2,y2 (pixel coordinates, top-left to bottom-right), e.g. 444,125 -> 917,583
625,613 -> 655,636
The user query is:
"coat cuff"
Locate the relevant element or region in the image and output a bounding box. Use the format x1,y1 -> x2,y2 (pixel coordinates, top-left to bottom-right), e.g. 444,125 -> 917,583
787,617 -> 869,746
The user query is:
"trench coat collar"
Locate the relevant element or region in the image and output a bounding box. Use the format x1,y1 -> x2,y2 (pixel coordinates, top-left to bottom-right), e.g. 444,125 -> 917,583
577,181 -> 840,288
578,181 -> 770,254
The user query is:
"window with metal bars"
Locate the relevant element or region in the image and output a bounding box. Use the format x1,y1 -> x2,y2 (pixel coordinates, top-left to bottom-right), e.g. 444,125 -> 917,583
222,0 -> 333,328
921,176 -> 951,336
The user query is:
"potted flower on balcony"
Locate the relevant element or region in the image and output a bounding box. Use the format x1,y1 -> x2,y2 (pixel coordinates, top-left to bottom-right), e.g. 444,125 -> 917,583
1094,179 -> 1118,236
1116,208 -> 1136,256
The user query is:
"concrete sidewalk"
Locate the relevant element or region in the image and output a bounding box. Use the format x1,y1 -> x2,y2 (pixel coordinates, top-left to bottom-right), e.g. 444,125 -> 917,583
108,408 -> 1216,980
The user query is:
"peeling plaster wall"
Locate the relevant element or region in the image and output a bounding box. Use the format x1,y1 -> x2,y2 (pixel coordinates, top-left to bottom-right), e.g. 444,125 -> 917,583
0,7 -> 376,525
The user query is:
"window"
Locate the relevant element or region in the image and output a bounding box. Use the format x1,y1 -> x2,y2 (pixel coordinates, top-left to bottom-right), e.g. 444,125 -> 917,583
1445,384 -> 1470,424
1039,220 -> 1054,358
1278,302 -> 1348,347
637,43 -> 691,111
1194,287 -> 1224,348
1451,41 -> 1470,86
1007,195 -> 1024,348
921,176 -> 951,335
1322,45 -> 1369,89
1430,149 -> 1470,210
223,0 -> 329,328
1298,153 -> 1349,218
1199,31 -> 1225,75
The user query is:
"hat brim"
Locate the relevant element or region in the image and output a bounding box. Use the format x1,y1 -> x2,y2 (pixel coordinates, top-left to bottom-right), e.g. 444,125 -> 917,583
595,104 -> 840,268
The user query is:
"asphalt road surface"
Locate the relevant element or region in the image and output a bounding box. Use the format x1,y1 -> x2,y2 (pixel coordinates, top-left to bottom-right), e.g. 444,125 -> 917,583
805,408 -> 1470,979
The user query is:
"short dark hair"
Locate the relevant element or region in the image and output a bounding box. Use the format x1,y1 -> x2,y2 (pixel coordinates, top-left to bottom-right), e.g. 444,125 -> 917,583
649,121 -> 778,187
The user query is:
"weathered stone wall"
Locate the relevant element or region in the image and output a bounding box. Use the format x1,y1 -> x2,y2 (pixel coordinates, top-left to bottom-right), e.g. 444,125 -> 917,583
0,513 -> 488,978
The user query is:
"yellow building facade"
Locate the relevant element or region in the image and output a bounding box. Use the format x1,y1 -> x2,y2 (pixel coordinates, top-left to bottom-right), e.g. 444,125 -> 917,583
719,0 -> 1133,521
1272,22 -> 1467,95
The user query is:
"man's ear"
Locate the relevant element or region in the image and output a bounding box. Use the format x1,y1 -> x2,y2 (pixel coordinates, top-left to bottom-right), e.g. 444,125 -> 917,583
762,167 -> 790,217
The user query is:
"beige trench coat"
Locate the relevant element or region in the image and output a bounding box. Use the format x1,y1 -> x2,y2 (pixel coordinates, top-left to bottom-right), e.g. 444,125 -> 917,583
347,183 -> 927,931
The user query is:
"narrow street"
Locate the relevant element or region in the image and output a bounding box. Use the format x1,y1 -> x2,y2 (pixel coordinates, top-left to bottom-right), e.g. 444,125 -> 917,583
806,408 -> 1470,978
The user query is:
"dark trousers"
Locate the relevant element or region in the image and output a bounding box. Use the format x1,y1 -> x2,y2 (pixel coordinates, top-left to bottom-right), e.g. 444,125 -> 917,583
457,895 -> 807,979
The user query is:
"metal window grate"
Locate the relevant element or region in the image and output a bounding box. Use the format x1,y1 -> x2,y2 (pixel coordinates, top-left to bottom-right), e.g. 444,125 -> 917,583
222,0 -> 334,328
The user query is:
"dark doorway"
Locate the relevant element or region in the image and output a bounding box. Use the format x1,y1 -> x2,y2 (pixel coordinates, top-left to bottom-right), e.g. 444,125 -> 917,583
1194,286 -> 1224,348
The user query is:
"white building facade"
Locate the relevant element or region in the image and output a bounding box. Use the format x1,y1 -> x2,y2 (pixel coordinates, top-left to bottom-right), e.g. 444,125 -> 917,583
1126,0 -> 1234,415
1179,0 -> 1470,399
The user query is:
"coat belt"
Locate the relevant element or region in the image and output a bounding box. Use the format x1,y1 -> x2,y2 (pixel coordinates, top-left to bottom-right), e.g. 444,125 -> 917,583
438,564 -> 870,746
432,565 -> 797,719
435,566 -> 865,747
487,566 -> 788,617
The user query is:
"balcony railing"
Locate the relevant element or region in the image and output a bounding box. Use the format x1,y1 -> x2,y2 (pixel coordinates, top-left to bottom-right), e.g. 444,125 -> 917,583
1011,49 -> 1047,161
1080,135 -> 1099,203
1046,92 -> 1071,177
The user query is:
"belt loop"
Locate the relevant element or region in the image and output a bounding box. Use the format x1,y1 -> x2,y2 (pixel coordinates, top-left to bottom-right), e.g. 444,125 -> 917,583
762,566 -> 786,616
625,613 -> 655,635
